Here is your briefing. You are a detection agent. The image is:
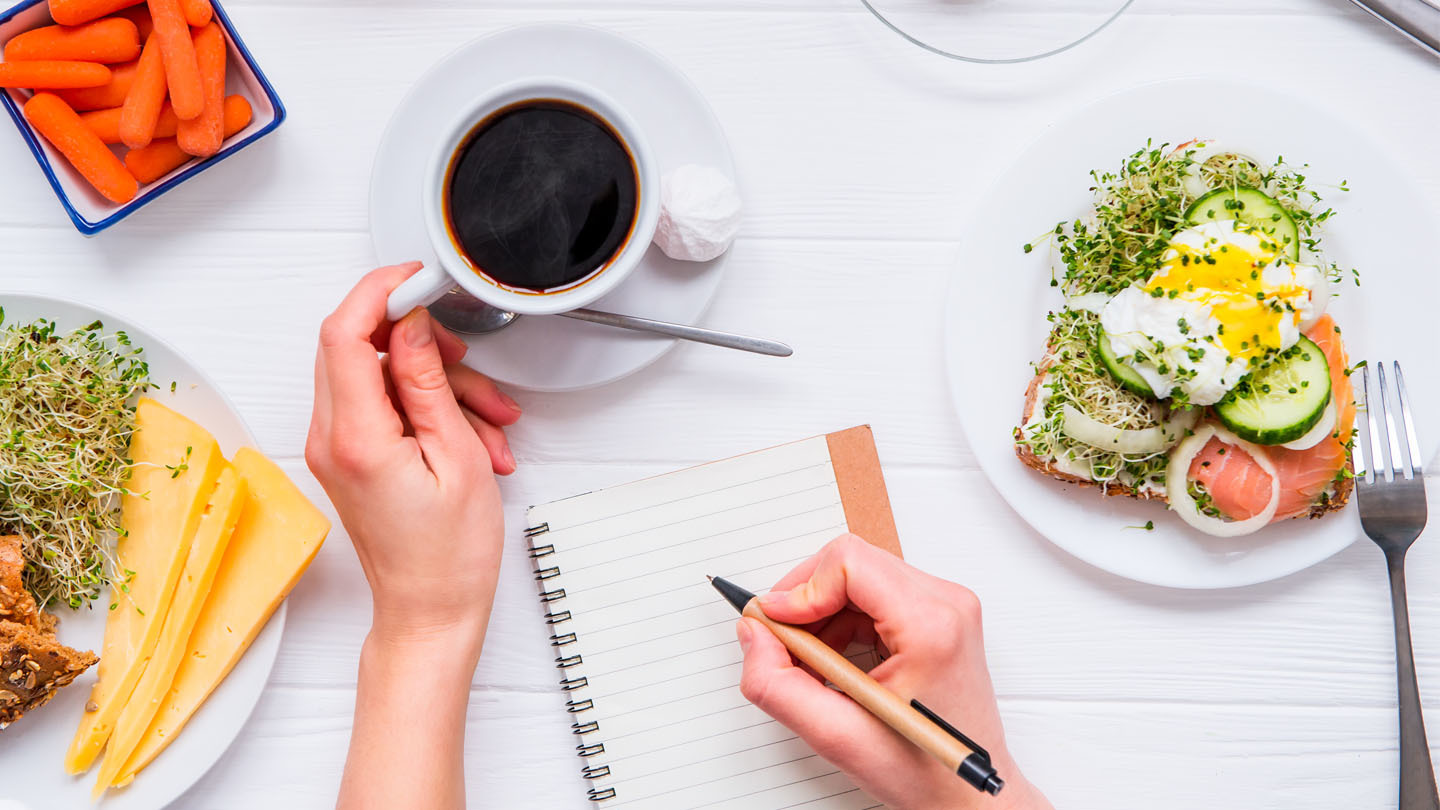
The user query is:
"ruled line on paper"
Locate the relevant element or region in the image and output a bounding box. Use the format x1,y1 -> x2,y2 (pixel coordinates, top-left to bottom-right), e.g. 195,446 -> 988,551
689,773 -> 850,810
563,523 -> 846,597
580,554 -> 813,614
562,498 -> 840,573
586,616 -> 739,657
603,684 -> 741,721
620,735 -> 807,784
776,789 -> 866,809
605,755 -> 822,807
587,640 -> 738,679
591,660 -> 741,701
549,461 -> 832,535
603,719 -> 778,765
606,702 -> 755,743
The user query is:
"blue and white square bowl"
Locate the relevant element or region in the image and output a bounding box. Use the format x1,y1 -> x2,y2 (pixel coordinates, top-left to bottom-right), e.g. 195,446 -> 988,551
0,0 -> 284,234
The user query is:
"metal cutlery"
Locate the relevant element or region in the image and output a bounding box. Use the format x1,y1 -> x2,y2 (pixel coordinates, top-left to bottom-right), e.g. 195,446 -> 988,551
556,309 -> 792,357
425,290 -> 792,357
1347,0 -> 1440,59
1354,361 -> 1440,810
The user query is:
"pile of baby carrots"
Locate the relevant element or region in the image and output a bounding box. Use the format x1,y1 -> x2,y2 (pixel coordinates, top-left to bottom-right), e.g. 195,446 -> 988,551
0,0 -> 253,204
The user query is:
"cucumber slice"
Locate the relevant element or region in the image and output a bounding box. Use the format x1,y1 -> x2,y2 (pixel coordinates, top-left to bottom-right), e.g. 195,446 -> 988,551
1096,334 -> 1155,398
1213,337 -> 1332,445
1184,186 -> 1300,261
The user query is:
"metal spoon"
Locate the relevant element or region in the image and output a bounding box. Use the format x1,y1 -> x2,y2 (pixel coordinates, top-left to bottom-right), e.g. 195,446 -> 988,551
427,289 -> 792,357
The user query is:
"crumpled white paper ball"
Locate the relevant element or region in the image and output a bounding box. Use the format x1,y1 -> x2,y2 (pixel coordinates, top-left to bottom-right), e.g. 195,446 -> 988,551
653,164 -> 742,262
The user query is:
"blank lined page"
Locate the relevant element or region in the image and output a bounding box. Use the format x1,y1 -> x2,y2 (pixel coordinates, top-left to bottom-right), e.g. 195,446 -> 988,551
526,436 -> 881,809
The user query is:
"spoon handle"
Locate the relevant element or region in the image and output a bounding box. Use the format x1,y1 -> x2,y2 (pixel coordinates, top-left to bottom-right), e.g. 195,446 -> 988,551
559,309 -> 793,357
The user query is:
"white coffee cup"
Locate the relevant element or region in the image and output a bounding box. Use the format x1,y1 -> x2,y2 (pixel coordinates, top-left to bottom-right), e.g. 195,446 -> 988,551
385,78 -> 660,322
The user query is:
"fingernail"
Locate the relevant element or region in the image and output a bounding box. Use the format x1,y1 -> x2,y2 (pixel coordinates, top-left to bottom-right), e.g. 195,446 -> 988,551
759,590 -> 788,609
499,390 -> 522,414
736,619 -> 753,653
503,445 -> 516,472
405,312 -> 433,348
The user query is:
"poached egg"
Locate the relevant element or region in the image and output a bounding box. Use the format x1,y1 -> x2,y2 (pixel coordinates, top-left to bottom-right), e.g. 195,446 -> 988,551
1099,219 -> 1326,406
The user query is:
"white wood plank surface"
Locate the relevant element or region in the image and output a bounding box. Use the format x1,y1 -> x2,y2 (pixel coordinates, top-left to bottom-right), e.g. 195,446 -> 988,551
2,0 -> 1439,807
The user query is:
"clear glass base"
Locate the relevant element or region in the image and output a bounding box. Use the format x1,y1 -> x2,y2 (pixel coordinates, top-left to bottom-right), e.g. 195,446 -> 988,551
860,0 -> 1136,64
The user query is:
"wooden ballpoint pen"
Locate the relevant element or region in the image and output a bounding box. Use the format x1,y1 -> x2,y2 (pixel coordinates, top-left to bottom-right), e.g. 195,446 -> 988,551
709,575 -> 1005,796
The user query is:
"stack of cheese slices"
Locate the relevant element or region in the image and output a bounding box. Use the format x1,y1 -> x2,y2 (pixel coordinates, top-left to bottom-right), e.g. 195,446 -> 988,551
65,397 -> 330,797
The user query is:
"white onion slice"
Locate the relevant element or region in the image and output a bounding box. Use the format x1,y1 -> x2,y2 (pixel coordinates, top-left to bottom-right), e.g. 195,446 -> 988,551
1298,270 -> 1331,331
1061,405 -> 1199,455
1175,140 -> 1269,199
1064,292 -> 1111,315
1281,401 -> 1337,451
1166,424 -> 1280,537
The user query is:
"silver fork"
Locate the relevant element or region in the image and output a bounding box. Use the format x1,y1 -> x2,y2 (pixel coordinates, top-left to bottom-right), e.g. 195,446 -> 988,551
1355,361 -> 1440,809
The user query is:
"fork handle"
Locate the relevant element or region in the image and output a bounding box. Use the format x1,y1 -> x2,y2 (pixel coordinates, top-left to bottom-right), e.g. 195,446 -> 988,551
1386,550 -> 1440,809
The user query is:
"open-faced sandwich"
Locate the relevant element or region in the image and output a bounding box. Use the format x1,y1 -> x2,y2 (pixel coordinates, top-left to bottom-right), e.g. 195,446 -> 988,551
1015,141 -> 1356,537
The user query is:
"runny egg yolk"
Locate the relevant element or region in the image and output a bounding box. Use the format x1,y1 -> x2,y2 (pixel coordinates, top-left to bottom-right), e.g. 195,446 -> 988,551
1148,231 -> 1307,365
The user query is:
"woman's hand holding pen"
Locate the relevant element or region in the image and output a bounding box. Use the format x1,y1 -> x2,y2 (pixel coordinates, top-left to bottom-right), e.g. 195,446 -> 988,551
736,534 -> 1054,810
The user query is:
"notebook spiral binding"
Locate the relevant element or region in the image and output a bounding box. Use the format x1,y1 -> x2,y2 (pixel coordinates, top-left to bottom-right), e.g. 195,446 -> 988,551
526,521 -> 617,803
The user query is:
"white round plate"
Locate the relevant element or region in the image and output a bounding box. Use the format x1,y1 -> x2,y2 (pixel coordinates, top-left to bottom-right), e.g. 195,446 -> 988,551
370,23 -> 736,392
0,293 -> 282,809
946,79 -> 1440,589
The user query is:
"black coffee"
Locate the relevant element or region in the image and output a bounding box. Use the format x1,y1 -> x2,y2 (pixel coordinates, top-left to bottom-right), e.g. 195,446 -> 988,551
444,100 -> 639,292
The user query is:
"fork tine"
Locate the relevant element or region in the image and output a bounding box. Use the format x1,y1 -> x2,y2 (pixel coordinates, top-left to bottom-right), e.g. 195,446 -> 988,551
1362,364 -> 1389,483
1393,362 -> 1424,477
1378,363 -> 1409,481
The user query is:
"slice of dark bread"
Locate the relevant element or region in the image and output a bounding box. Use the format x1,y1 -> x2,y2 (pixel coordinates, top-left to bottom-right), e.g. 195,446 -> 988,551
0,619 -> 98,728
0,535 -> 99,729
1015,364 -> 1353,520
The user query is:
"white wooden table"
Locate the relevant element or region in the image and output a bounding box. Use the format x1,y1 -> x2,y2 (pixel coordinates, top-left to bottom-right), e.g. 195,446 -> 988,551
5,0 -> 1440,806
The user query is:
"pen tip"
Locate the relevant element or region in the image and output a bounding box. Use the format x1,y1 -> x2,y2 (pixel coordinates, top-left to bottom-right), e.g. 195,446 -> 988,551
705,574 -> 714,582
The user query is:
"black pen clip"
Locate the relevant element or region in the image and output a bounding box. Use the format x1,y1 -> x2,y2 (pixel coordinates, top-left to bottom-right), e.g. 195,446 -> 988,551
911,699 -> 990,762
911,699 -> 1004,795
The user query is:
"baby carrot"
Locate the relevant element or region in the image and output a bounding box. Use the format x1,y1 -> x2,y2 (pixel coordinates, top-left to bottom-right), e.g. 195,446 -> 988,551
119,32 -> 165,149
176,22 -> 223,157
3,18 -> 140,63
54,58 -> 135,109
180,0 -> 211,28
124,93 -> 249,183
0,60 -> 110,89
49,0 -> 143,26
24,92 -> 137,203
111,5 -> 154,41
80,101 -> 176,143
145,0 -> 202,120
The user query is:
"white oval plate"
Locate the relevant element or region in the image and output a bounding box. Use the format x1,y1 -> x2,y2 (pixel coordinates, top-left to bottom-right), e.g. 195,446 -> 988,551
946,79 -> 1440,589
0,293 -> 282,809
371,23 -> 736,392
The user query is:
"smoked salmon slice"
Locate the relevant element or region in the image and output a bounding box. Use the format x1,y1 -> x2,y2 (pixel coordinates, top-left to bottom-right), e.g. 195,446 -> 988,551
1187,314 -> 1354,522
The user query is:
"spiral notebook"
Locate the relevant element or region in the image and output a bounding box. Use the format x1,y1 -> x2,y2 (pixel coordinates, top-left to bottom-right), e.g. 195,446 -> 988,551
524,426 -> 902,809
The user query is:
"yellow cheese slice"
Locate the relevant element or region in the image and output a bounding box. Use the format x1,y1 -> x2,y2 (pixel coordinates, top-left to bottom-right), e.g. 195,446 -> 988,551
115,447 -> 330,785
66,398 -> 225,774
92,464 -> 247,798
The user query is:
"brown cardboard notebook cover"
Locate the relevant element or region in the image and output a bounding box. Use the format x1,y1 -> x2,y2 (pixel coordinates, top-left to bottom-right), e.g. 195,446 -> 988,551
826,425 -> 902,558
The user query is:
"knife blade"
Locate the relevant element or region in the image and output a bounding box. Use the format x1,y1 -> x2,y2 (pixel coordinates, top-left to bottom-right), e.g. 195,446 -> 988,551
1348,0 -> 1440,58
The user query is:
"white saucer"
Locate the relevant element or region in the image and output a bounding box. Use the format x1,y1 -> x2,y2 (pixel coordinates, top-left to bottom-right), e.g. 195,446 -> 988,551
370,24 -> 736,392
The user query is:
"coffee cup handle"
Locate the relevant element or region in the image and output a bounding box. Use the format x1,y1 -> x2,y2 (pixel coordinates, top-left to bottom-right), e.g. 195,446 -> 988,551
386,263 -> 456,322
